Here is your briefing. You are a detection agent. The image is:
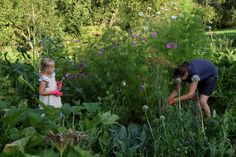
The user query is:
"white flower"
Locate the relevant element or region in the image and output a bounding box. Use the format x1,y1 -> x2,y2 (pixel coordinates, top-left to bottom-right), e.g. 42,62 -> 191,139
143,26 -> 149,31
122,81 -> 126,86
97,97 -> 102,101
191,75 -> 200,82
208,25 -> 212,30
156,11 -> 161,15
142,105 -> 148,112
139,12 -> 144,17
213,110 -> 216,118
60,112 -> 65,119
171,2 -> 176,5
160,115 -> 165,121
41,113 -> 45,118
175,78 -> 182,84
171,15 -> 177,20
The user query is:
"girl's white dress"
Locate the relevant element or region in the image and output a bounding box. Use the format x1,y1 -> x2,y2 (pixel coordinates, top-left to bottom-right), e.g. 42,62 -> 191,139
39,73 -> 62,108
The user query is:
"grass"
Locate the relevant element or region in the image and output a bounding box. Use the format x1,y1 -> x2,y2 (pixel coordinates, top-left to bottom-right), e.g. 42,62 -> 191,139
211,28 -> 236,47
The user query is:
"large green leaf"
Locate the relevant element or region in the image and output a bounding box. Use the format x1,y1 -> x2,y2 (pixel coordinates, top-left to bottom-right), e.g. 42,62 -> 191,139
67,146 -> 93,157
40,149 -> 59,157
25,154 -> 40,157
83,102 -> 101,114
99,111 -> 120,125
3,136 -> 30,154
61,103 -> 84,116
3,108 -> 25,126
27,111 -> 42,126
21,127 -> 36,137
0,100 -> 9,110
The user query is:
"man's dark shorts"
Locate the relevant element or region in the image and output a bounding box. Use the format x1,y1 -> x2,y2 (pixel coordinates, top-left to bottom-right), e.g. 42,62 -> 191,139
197,77 -> 217,96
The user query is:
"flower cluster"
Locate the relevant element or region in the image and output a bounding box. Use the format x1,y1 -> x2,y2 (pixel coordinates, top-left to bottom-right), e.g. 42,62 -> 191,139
166,42 -> 177,49
65,62 -> 87,80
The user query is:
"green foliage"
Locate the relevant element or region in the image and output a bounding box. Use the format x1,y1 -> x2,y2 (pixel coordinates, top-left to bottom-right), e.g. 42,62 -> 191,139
210,36 -> 236,112
151,106 -> 234,156
0,102 -> 120,156
196,0 -> 236,28
3,136 -> 31,154
58,0 -> 211,123
108,123 -> 152,156
0,0 -> 65,61
0,0 -> 236,156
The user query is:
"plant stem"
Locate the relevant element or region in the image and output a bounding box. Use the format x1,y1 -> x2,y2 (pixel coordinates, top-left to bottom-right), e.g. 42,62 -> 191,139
177,83 -> 181,110
62,116 -> 65,127
145,112 -> 156,157
72,113 -> 75,129
196,91 -> 206,136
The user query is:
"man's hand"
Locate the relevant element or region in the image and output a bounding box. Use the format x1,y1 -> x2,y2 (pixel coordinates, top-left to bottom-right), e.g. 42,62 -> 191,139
168,98 -> 176,105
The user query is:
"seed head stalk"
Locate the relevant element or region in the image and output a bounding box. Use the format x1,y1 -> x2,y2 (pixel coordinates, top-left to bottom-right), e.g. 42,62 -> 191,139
196,91 -> 206,136
144,111 -> 156,157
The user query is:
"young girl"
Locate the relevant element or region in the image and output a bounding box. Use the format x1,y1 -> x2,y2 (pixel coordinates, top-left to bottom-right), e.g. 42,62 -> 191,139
39,58 -> 63,108
168,59 -> 218,118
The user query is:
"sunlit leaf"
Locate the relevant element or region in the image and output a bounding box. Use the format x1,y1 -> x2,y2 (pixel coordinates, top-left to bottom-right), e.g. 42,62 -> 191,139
3,136 -> 31,154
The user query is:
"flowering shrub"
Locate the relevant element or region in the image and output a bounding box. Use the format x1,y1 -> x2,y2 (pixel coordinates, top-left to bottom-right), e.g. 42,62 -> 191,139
56,0 -> 212,123
0,0 -> 236,156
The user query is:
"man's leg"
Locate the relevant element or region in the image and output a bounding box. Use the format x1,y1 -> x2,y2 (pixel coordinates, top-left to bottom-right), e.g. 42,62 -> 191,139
199,94 -> 211,118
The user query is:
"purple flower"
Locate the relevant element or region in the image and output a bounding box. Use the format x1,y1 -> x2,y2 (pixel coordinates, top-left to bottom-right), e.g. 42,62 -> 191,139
132,43 -> 138,47
78,63 -> 86,68
65,73 -> 71,78
142,38 -> 147,42
172,43 -> 177,48
166,43 -> 172,49
150,32 -> 158,38
140,84 -> 145,91
166,42 -> 177,49
75,72 -> 86,79
98,48 -> 105,55
130,34 -> 137,39
72,40 -> 80,43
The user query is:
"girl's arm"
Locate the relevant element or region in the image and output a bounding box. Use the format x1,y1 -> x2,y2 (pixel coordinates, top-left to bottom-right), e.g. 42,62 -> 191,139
39,81 -> 51,96
168,83 -> 182,100
175,81 -> 198,101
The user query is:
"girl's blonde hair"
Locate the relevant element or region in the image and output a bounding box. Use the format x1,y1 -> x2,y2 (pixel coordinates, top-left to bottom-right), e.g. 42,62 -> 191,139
40,58 -> 55,72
